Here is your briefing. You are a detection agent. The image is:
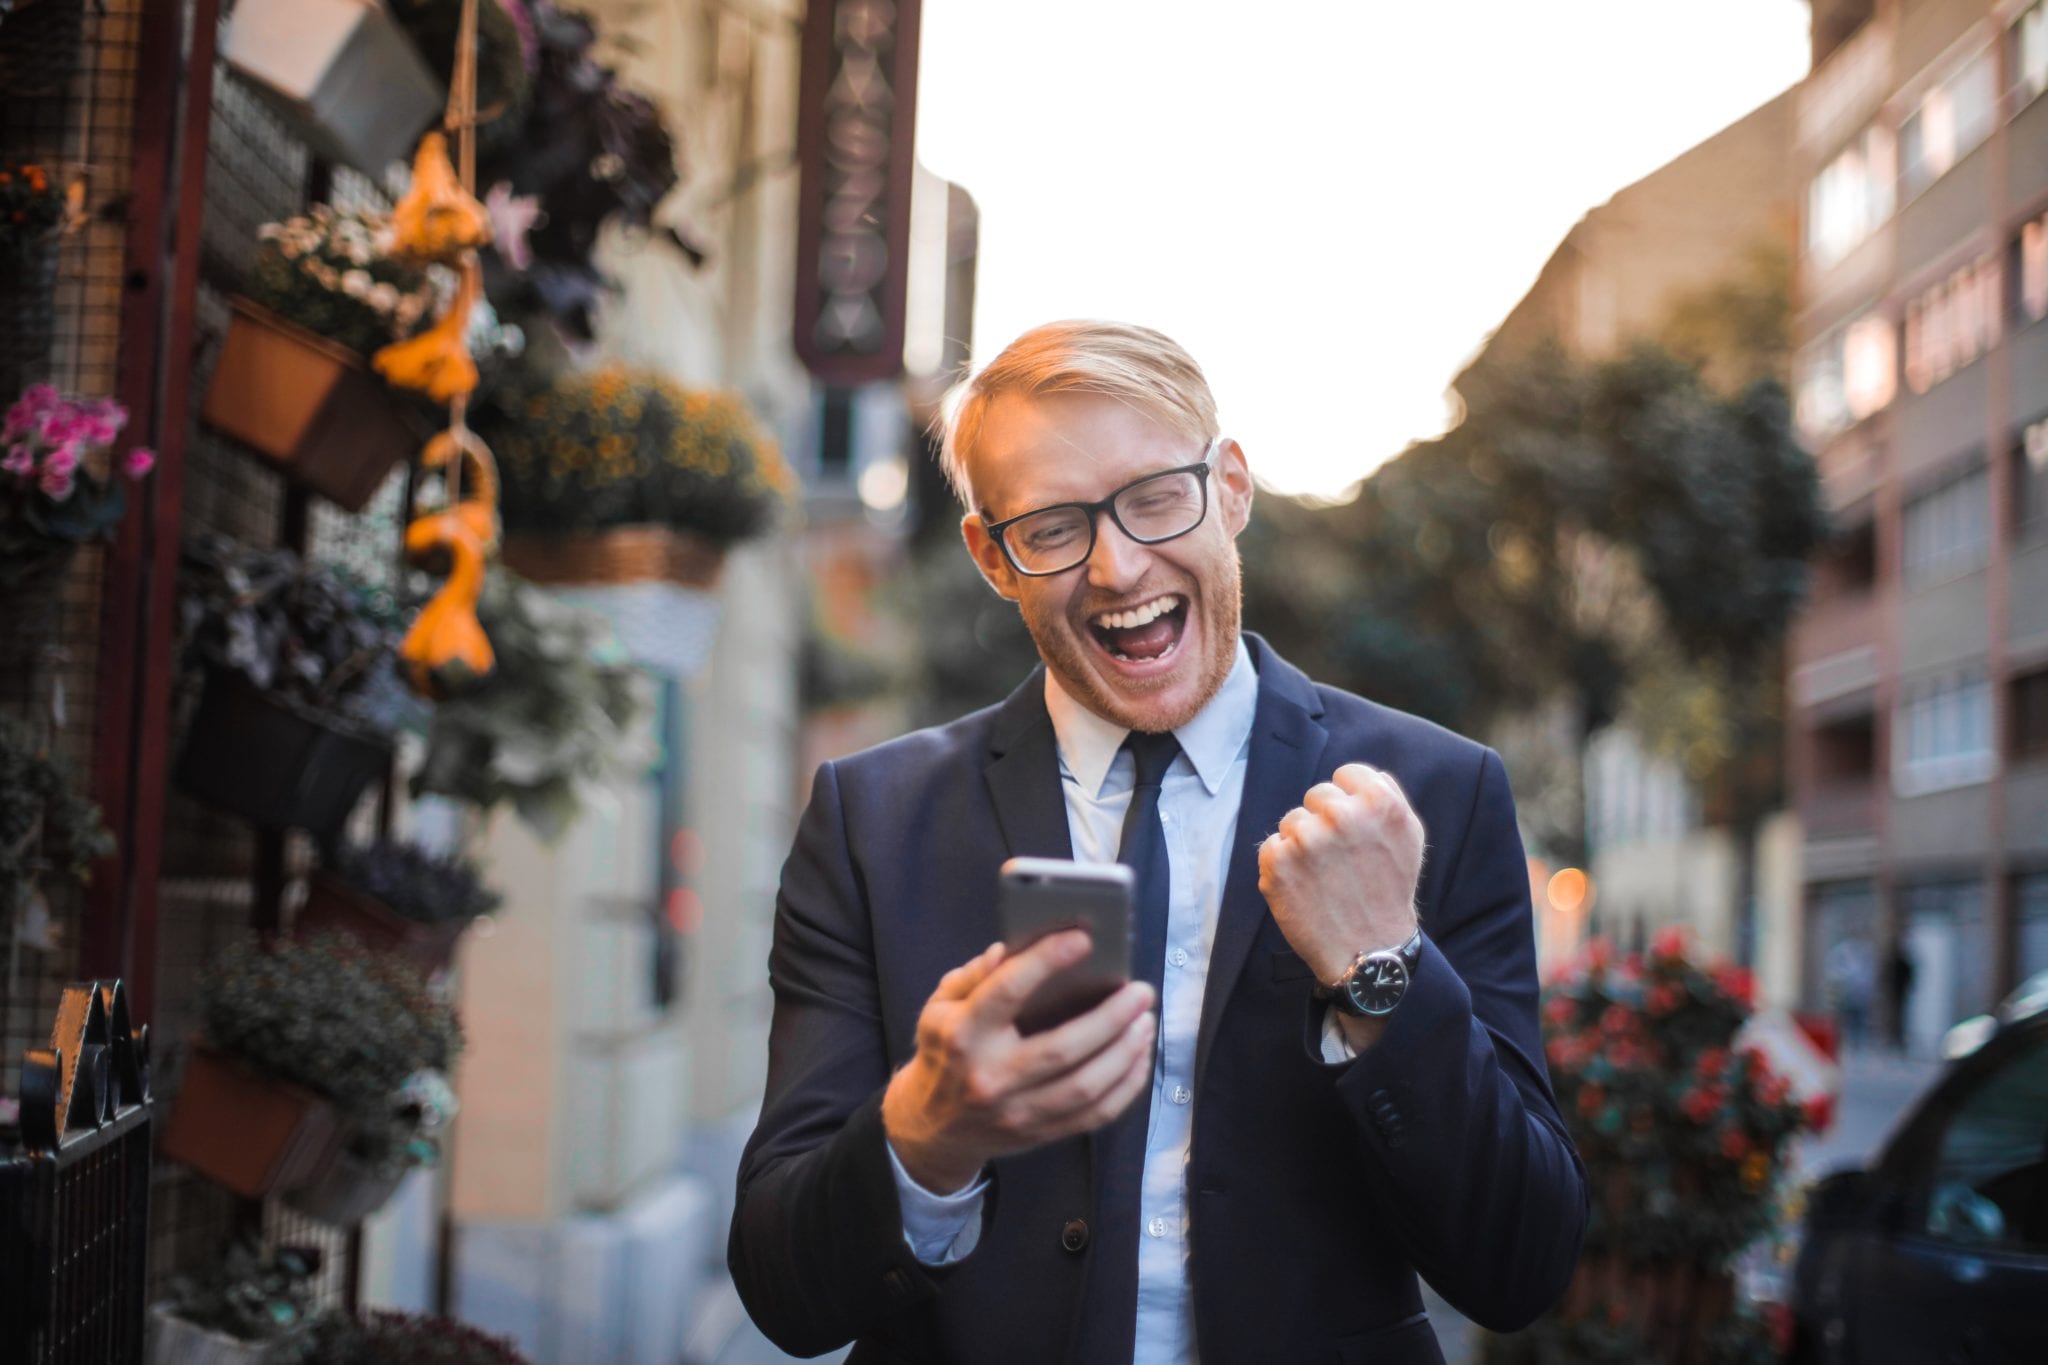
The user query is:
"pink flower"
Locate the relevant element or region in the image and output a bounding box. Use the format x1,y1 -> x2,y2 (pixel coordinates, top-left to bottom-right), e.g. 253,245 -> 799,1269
2,444 -> 32,477
38,465 -> 74,501
90,398 -> 127,435
42,443 -> 78,478
123,446 -> 155,479
19,382 -> 61,416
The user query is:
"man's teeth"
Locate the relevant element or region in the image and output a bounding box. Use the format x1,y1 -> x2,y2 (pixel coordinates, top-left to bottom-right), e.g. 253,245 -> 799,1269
1093,596 -> 1180,630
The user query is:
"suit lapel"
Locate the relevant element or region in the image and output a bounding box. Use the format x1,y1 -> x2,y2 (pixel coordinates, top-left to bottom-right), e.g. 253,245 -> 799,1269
982,664 -> 1075,866
1195,636 -> 1329,1091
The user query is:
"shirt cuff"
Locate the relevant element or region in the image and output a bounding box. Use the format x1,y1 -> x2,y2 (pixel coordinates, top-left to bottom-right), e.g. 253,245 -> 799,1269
1319,1004 -> 1359,1065
886,1140 -> 991,1266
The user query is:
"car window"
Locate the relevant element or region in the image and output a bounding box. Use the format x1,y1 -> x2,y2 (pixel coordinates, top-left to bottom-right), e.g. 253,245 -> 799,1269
1922,1030 -> 2048,1252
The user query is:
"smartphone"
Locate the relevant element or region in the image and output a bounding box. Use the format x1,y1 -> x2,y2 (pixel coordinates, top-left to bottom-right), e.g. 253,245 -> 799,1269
998,856 -> 1134,1035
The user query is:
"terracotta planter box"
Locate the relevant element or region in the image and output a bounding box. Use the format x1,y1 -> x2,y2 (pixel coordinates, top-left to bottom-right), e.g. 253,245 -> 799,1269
282,1141 -> 407,1226
157,1046 -> 341,1199
500,526 -> 727,590
174,667 -> 393,840
297,869 -> 467,973
199,298 -> 423,512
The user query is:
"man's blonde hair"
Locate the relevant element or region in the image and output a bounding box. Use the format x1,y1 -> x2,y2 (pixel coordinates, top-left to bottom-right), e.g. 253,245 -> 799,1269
935,320 -> 1219,507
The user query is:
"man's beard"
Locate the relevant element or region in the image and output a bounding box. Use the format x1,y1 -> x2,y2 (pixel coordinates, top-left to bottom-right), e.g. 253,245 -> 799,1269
1018,548 -> 1243,733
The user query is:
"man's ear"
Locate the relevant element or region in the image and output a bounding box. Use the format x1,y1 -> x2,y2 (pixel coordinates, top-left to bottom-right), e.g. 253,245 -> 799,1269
961,512 -> 1021,601
1216,438 -> 1255,537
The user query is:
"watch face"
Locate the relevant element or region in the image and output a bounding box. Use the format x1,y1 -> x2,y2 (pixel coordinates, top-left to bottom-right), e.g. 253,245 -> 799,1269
1345,955 -> 1410,1016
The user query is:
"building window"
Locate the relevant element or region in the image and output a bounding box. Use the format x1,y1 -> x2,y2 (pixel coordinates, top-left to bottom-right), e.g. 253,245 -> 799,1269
1795,311 -> 1897,448
1896,671 -> 1995,794
2013,668 -> 2048,761
1899,46 -> 1997,199
1807,124 -> 1895,269
2016,209 -> 2048,327
1904,254 -> 2003,393
2018,416 -> 2048,542
1903,465 -> 1991,586
2012,1 -> 2048,107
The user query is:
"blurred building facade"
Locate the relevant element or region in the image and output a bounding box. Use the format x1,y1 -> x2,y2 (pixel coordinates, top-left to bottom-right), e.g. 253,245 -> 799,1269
1453,91 -> 1807,999
1788,0 -> 2048,1056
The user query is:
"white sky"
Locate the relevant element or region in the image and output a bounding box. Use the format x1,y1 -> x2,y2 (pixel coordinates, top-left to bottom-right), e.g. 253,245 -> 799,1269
913,0 -> 1813,499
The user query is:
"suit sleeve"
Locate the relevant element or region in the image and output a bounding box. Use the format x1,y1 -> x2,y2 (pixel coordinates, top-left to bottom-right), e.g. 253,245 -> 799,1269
1317,746 -> 1588,1332
728,761 -> 964,1355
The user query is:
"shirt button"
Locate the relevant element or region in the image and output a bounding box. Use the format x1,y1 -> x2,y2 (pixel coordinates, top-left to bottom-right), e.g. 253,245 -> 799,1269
1147,1217 -> 1167,1238
1169,948 -> 1189,968
1171,1085 -> 1191,1105
1160,812 -> 1173,825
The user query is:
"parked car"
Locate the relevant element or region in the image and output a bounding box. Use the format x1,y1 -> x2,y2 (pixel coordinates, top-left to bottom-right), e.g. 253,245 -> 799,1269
1789,973 -> 2048,1363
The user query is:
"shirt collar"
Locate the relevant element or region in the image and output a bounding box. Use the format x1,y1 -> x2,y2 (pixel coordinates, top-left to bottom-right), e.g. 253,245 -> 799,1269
1043,636 -> 1258,798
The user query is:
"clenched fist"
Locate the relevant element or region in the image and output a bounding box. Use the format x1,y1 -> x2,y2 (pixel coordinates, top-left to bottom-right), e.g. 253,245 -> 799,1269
1258,762 -> 1424,988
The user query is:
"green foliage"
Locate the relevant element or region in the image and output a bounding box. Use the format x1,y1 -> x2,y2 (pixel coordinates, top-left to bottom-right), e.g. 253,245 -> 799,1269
477,366 -> 789,546
410,566 -> 653,841
158,1242 -> 323,1346
247,206 -> 441,360
196,933 -> 462,1162
327,838 -> 501,925
177,535 -> 418,734
0,159 -> 63,265
280,1310 -> 534,1365
0,716 -> 114,916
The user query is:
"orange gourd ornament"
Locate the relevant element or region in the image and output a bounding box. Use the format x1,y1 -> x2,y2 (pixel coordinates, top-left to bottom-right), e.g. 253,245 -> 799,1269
389,132 -> 492,265
399,425 -> 501,697
373,255 -> 482,403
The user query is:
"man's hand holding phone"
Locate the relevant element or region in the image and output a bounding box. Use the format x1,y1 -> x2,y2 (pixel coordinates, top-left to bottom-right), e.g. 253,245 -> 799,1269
881,931 -> 1157,1195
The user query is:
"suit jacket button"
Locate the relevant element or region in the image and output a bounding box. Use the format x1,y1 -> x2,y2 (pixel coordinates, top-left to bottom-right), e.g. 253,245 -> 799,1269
1061,1218 -> 1090,1253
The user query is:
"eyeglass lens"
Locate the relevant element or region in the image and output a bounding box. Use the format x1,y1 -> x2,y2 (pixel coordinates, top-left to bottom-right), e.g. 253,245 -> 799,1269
1005,469 -> 1207,574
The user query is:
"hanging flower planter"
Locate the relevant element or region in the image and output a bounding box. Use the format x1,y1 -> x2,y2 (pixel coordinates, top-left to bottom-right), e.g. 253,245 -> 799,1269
199,298 -> 425,513
499,524 -> 727,590
296,869 -> 468,974
157,1046 -> 343,1200
146,1305 -> 281,1365
280,1139 -> 408,1226
174,667 -> 394,839
221,0 -> 442,174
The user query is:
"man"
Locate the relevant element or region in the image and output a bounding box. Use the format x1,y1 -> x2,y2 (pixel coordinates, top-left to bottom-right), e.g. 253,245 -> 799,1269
731,322 -> 1587,1363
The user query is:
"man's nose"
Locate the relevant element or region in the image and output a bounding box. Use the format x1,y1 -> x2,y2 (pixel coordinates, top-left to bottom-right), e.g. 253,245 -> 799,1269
1084,508 -> 1150,589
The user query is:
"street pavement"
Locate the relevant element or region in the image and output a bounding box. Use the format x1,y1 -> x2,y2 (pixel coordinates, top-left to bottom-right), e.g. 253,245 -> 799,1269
694,1048 -> 1942,1365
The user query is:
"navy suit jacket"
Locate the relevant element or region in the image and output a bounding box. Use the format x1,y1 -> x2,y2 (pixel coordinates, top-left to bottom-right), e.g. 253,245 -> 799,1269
730,636 -> 1587,1363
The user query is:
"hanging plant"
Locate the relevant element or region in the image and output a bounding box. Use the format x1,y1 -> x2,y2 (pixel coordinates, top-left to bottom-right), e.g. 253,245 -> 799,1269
1,384 -> 156,587
277,1309 -> 535,1365
0,715 -> 115,919
479,366 -> 789,547
410,564 -> 652,841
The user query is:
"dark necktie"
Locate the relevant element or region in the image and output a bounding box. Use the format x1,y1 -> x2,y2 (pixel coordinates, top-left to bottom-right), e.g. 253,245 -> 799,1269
1074,729 -> 1180,1362
1118,730 -> 1181,1003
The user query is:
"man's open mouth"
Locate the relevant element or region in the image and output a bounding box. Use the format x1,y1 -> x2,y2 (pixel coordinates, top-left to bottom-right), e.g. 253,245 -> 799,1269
1087,594 -> 1188,664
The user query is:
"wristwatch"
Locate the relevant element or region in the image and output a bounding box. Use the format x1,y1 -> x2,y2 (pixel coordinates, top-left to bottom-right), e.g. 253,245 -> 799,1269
1313,929 -> 1423,1017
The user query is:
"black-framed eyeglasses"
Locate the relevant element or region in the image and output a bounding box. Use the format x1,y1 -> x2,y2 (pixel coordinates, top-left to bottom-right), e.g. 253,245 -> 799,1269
983,440 -> 1219,577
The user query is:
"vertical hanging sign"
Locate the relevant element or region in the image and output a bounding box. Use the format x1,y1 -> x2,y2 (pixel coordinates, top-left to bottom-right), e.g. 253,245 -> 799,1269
793,0 -> 923,384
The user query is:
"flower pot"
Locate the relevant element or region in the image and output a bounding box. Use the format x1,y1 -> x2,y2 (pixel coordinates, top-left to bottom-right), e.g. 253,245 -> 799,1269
145,1305 -> 277,1365
296,869 -> 466,973
221,0 -> 442,174
174,667 -> 393,839
500,525 -> 727,589
199,298 -> 424,512
0,240 -> 58,403
156,1046 -> 341,1199
281,1142 -> 406,1226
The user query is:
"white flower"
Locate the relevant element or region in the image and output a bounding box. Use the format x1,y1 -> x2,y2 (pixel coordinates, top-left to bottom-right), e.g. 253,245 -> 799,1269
340,269 -> 371,298
368,282 -> 400,313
